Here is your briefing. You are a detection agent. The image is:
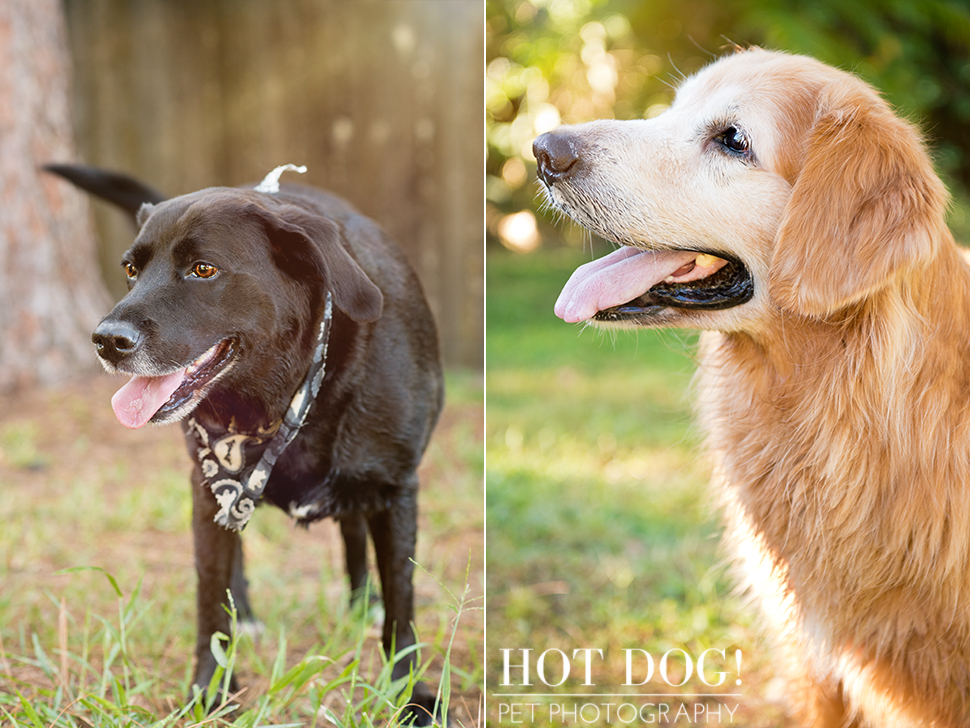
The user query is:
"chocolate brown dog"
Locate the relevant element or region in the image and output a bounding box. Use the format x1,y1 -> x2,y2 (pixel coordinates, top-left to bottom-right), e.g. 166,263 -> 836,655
47,164 -> 444,723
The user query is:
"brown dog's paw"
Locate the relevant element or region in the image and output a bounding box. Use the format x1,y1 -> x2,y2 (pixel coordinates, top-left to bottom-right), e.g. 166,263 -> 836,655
191,654 -> 241,713
398,680 -> 445,726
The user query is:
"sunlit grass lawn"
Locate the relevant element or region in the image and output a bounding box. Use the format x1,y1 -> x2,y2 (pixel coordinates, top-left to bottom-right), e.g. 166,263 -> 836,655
486,248 -> 790,727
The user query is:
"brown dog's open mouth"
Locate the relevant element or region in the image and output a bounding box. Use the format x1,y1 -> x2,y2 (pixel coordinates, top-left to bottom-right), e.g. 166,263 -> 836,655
111,338 -> 237,429
555,247 -> 753,324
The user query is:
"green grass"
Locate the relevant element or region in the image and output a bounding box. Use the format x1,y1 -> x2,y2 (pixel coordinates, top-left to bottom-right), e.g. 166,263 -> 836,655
0,567 -> 477,727
485,249 -> 787,726
0,569 -> 471,728
0,371 -> 483,726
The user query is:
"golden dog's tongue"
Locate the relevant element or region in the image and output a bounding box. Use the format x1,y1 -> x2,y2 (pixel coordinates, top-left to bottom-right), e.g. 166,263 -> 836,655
555,247 -> 699,322
111,370 -> 186,429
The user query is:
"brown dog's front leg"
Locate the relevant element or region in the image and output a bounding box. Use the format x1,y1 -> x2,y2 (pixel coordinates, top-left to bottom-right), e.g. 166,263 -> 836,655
230,536 -> 259,627
368,484 -> 439,726
190,466 -> 239,695
339,512 -> 370,602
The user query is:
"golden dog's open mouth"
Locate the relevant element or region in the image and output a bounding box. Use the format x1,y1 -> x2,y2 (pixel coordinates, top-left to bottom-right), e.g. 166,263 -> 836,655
597,255 -> 753,322
555,247 -> 753,324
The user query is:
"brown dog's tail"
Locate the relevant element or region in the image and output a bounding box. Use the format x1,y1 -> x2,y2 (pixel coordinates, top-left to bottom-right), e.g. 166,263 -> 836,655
42,163 -> 167,224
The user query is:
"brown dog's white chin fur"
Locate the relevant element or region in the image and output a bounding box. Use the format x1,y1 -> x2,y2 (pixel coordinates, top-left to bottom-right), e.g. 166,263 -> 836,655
540,48 -> 970,727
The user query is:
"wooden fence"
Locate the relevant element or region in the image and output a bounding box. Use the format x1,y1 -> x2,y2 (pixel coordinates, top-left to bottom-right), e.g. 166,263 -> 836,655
62,0 -> 483,368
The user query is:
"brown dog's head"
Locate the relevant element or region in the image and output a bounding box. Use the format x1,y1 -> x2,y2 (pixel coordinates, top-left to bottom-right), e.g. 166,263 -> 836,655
537,48 -> 949,333
92,188 -> 382,429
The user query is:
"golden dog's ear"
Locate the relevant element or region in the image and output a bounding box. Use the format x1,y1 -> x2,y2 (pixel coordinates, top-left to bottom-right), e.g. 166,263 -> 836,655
769,86 -> 947,317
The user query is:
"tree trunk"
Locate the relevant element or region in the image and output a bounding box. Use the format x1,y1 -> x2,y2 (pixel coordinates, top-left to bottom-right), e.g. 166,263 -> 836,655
0,0 -> 110,393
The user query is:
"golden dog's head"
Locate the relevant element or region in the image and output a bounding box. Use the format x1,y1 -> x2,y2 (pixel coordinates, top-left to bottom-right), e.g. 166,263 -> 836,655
538,48 -> 949,333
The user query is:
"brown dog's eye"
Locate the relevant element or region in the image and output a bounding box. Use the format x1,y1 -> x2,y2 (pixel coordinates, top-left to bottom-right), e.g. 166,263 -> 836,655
191,262 -> 219,279
123,261 -> 137,279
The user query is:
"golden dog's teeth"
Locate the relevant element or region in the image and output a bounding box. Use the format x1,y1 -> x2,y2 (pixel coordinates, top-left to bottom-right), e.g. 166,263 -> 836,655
695,253 -> 722,268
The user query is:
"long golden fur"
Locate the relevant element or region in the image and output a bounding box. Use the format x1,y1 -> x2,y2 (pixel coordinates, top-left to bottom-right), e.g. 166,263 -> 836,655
536,48 -> 970,726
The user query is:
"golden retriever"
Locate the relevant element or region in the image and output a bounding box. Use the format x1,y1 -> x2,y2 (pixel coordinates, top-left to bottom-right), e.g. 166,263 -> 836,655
534,48 -> 970,727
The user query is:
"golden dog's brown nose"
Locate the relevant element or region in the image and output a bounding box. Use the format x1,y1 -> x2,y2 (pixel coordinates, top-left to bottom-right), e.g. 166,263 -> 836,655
534,130 -> 582,185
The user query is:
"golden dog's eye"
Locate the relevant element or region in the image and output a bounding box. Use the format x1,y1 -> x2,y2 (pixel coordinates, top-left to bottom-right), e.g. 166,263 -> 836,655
191,262 -> 218,279
123,261 -> 137,279
717,126 -> 749,155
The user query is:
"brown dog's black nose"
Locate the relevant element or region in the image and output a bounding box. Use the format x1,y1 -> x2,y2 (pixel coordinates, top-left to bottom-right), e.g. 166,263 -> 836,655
534,130 -> 583,186
92,320 -> 142,363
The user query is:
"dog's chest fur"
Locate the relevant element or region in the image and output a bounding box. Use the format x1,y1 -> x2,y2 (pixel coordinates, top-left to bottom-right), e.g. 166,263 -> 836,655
696,271 -> 970,669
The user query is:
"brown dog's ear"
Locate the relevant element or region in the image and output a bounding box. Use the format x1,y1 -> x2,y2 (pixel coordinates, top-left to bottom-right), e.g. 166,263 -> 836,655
252,204 -> 383,323
136,202 -> 155,228
769,85 -> 948,317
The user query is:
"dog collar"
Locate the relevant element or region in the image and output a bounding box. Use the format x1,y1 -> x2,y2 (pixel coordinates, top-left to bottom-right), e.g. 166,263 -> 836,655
187,291 -> 334,531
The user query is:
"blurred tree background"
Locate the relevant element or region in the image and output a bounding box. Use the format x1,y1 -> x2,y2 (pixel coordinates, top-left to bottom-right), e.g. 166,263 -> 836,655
487,0 -> 970,252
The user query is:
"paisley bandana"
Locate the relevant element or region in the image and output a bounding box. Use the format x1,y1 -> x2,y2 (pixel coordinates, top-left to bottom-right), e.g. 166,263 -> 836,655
187,291 -> 334,531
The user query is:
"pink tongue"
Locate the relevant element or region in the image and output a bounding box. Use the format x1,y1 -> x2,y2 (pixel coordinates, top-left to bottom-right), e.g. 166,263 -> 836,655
555,247 -> 699,323
111,370 -> 187,429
